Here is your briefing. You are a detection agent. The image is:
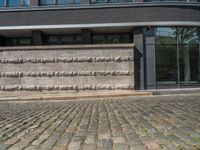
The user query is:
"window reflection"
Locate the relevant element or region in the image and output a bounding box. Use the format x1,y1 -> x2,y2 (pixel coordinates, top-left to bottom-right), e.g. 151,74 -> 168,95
7,0 -> 20,7
156,27 -> 176,44
5,38 -> 32,46
57,0 -> 68,4
46,35 -> 82,45
92,33 -> 132,44
40,0 -> 80,5
0,0 -> 4,7
155,27 -> 200,86
0,0 -> 30,7
23,0 -> 30,6
91,0 -> 132,3
40,0 -> 54,5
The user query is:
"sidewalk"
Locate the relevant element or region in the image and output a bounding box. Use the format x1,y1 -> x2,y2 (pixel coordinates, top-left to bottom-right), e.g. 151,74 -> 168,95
0,90 -> 152,101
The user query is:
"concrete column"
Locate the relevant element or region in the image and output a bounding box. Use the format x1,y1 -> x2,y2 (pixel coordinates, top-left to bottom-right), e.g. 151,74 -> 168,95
81,29 -> 92,44
32,30 -> 45,45
144,27 -> 156,89
30,0 -> 39,6
134,27 -> 145,90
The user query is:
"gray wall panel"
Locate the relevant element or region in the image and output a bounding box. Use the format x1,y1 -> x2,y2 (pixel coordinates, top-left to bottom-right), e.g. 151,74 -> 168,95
0,4 -> 199,27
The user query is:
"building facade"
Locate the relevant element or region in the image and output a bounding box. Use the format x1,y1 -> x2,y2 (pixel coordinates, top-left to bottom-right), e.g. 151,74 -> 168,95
0,0 -> 199,92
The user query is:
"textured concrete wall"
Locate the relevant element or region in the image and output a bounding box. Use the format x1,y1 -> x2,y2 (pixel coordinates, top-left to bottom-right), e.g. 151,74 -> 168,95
0,44 -> 134,92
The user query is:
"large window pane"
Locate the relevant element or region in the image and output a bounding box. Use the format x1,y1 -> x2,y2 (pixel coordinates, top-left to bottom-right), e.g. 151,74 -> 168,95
40,0 -> 55,5
93,33 -> 132,44
0,0 -> 4,7
156,44 -> 178,84
47,35 -> 82,45
177,28 -> 199,44
179,44 -> 200,84
155,27 -> 200,87
57,0 -> 68,4
23,0 -> 30,6
156,27 -> 177,44
7,0 -> 20,7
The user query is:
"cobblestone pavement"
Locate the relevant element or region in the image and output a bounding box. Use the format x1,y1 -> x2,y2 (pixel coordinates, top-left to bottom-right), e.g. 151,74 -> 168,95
0,94 -> 200,150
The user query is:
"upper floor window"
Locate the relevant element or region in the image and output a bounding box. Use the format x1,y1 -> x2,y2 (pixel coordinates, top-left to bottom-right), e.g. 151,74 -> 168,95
90,0 -> 132,3
0,0 -> 30,7
92,33 -> 132,44
40,0 -> 80,5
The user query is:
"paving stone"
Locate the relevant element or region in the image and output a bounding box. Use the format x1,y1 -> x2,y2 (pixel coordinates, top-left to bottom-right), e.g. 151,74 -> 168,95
113,143 -> 129,150
82,143 -> 96,150
0,144 -> 10,150
0,94 -> 200,149
98,139 -> 113,150
67,141 -> 82,150
24,146 -> 39,150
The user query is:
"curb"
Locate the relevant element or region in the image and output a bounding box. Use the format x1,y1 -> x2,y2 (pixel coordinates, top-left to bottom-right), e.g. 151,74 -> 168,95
0,91 -> 153,102
152,88 -> 200,95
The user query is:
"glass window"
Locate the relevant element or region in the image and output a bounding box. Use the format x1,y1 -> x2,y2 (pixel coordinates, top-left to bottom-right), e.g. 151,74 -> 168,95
19,38 -> 32,45
93,33 -> 132,44
6,39 -> 17,46
7,0 -> 20,7
0,0 -> 30,7
23,0 -> 30,6
177,28 -> 199,44
155,27 -> 200,87
179,44 -> 200,84
156,27 -> 177,44
73,0 -> 80,3
93,35 -> 106,44
90,0 -> 132,3
5,38 -> 32,46
40,0 -> 79,5
156,44 -> 178,83
0,0 -> 4,7
57,0 -> 68,4
47,35 -> 82,45
40,0 -> 55,5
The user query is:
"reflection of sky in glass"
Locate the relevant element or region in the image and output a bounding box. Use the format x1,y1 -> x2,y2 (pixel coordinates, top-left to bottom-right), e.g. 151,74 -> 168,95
156,27 -> 199,45
23,0 -> 30,6
8,0 -> 20,6
74,0 -> 80,3
0,0 -> 4,6
40,0 -> 54,5
156,27 -> 176,37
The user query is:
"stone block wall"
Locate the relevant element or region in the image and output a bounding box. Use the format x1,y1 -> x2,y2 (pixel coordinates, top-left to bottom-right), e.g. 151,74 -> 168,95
0,44 -> 134,92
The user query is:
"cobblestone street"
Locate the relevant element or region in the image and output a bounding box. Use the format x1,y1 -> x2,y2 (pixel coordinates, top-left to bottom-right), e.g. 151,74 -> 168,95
0,94 -> 200,150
